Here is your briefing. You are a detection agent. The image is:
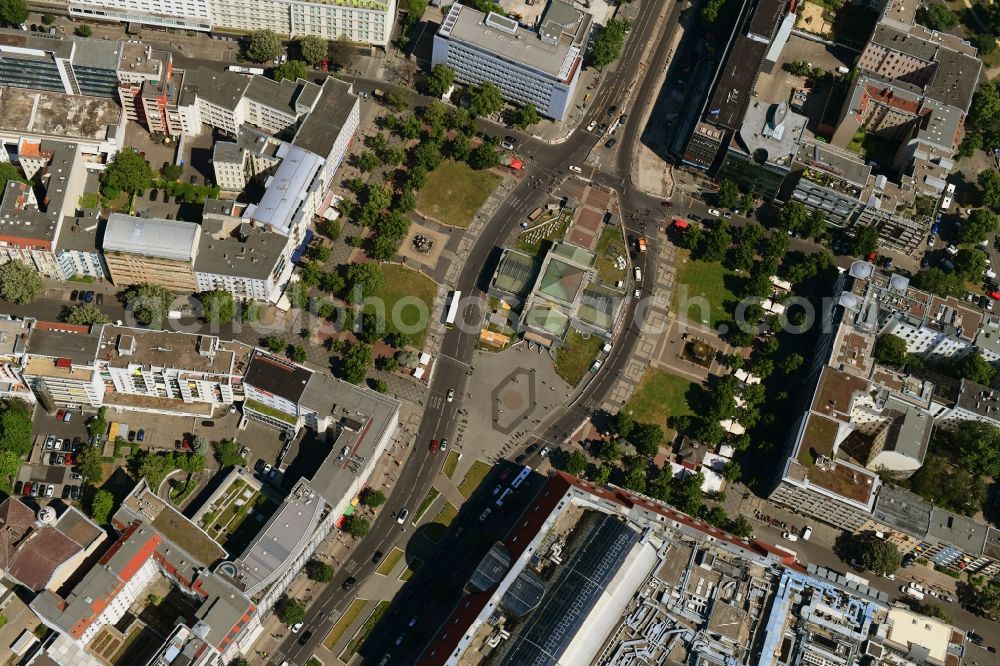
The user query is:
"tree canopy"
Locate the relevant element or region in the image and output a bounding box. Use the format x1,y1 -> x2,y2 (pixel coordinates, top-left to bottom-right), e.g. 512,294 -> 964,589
89,490 -> 115,525
959,209 -> 999,244
513,104 -> 541,129
0,0 -> 29,27
915,2 -> 958,30
279,598 -> 306,626
0,260 -> 43,304
200,289 -> 236,325
298,35 -> 328,66
467,82 -> 503,117
718,179 -> 740,209
340,342 -> 373,384
273,60 -> 308,82
426,64 -> 455,97
67,303 -> 110,326
851,224 -> 879,257
873,333 -> 908,368
78,445 -> 104,485
857,536 -> 901,576
213,440 -> 246,468
591,18 -> 629,68
952,352 -> 997,386
979,169 -> 1000,211
360,488 -> 386,507
246,29 -> 282,63
100,149 -> 153,196
345,514 -> 371,538
123,283 -> 173,326
306,559 -> 334,582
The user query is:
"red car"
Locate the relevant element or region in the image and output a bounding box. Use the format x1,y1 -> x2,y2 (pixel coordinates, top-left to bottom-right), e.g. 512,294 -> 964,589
320,59 -> 329,71
64,453 -> 74,465
429,439 -> 440,453
22,481 -> 31,495
56,409 -> 64,420
988,291 -> 1000,300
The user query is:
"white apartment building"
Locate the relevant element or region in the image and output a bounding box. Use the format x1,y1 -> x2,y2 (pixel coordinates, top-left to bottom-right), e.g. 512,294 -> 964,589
22,323 -> 104,408
67,0 -> 396,45
68,0 -> 214,31
94,326 -> 251,414
431,1 -> 592,121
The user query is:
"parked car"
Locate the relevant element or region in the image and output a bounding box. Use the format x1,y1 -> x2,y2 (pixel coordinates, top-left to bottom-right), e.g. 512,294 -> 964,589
479,507 -> 493,522
801,525 -> 813,540
96,293 -> 103,306
14,481 -> 22,494
606,138 -> 617,148
56,409 -> 64,420
70,290 -> 79,301
782,531 -> 799,542
45,484 -> 54,498
83,291 -> 94,302
136,429 -> 145,442
446,388 -> 454,402
291,622 -> 303,634
22,482 -> 31,495
568,165 -> 582,173
202,420 -> 215,427
63,411 -> 72,422
128,431 -> 136,442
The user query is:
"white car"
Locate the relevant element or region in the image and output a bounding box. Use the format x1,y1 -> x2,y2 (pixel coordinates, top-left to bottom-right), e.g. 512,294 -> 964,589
946,244 -> 959,256
500,140 -> 514,151
708,208 -> 721,217
263,463 -> 272,475
801,525 -> 813,540
586,121 -> 597,132
446,388 -> 455,402
291,622 -> 303,633
396,508 -> 409,524
568,165 -> 583,173
539,447 -> 550,457
633,289 -> 641,299
782,531 -> 799,542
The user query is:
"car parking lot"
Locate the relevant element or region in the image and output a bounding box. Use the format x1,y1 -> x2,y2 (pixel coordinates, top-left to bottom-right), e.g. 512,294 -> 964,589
16,434 -> 84,503
101,406 -> 242,454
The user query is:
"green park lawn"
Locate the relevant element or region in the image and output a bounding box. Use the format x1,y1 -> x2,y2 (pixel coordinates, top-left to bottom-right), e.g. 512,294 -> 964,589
415,160 -> 501,228
626,368 -> 695,436
555,328 -> 605,386
672,250 -> 736,330
370,264 -> 438,348
594,224 -> 628,284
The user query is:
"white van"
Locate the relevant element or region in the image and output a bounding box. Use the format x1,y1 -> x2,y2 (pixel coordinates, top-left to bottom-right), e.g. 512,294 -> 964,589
633,267 -> 642,282
801,525 -> 813,540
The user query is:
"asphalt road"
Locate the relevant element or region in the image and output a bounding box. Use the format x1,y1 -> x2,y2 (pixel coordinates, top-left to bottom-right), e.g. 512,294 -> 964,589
271,3 -> 690,665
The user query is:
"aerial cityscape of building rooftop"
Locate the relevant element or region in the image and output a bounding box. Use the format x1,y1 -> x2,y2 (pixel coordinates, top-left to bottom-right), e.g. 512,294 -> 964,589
0,0 -> 999,663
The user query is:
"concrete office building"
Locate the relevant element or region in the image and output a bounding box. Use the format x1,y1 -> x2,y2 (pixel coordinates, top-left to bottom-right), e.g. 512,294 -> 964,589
101,214 -> 201,291
0,28 -> 122,97
432,0 -> 592,121
195,201 -> 289,302
66,0 -> 396,45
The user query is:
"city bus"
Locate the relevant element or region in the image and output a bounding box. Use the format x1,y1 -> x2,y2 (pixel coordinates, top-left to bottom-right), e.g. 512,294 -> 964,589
510,465 -> 532,490
444,290 -> 462,328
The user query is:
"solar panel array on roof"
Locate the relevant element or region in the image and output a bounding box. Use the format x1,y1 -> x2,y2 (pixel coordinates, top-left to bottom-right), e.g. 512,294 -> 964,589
497,514 -> 639,666
501,569 -> 545,618
469,543 -> 512,593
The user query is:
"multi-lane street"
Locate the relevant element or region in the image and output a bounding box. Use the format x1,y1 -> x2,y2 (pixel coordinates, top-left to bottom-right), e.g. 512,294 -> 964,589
270,1 -> 687,663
